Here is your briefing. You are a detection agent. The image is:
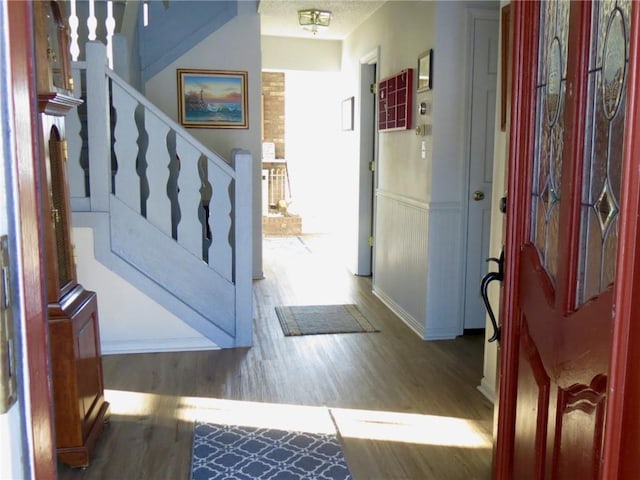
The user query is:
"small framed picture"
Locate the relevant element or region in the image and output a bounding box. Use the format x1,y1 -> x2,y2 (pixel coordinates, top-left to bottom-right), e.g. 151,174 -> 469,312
417,49 -> 433,92
177,69 -> 249,129
342,96 -> 354,131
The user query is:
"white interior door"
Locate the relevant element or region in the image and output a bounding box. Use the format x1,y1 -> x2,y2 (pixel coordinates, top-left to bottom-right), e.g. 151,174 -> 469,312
463,15 -> 498,330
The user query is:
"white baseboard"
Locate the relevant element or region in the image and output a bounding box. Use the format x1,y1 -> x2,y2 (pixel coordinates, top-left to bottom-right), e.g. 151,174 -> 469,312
477,377 -> 496,403
424,328 -> 459,340
101,337 -> 219,355
373,288 -> 425,339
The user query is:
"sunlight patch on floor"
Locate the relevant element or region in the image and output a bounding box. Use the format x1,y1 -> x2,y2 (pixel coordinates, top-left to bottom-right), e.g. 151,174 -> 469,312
105,388 -> 160,415
331,407 -> 492,448
178,396 -> 337,435
105,389 -> 491,449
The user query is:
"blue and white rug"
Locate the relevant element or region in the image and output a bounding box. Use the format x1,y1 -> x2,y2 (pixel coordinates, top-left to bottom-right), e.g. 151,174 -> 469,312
190,422 -> 353,480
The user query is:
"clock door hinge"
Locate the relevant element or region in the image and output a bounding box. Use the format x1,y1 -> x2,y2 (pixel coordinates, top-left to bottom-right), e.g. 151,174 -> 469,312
369,161 -> 375,172
368,236 -> 374,247
370,83 -> 378,95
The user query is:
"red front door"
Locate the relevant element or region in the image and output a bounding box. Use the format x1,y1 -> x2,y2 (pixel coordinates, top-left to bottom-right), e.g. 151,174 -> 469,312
495,1 -> 639,478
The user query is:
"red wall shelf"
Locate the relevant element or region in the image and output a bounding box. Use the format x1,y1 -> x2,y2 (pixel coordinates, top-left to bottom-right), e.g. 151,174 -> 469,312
378,68 -> 413,132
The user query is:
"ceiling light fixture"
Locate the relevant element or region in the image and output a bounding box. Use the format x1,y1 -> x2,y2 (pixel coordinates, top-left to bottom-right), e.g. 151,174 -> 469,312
298,9 -> 332,35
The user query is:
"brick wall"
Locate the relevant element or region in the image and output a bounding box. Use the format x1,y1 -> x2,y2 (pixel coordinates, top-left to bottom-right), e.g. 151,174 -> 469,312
262,72 -> 285,159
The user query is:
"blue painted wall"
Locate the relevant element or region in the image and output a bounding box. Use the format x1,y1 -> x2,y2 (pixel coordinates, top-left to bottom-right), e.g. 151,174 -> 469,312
139,0 -> 238,82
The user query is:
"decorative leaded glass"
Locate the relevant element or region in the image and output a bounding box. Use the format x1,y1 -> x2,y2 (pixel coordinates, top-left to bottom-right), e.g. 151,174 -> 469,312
531,0 -> 570,283
577,0 -> 630,305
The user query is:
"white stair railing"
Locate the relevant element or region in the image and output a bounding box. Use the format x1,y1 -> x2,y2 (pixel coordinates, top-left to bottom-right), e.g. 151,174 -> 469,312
67,0 -> 115,68
67,42 -> 253,345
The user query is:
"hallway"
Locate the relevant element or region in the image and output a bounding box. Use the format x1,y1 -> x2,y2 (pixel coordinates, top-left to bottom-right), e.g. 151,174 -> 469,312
57,235 -> 493,479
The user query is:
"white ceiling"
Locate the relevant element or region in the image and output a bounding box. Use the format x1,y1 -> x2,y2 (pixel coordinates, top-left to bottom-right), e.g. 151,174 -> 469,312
258,0 -> 387,40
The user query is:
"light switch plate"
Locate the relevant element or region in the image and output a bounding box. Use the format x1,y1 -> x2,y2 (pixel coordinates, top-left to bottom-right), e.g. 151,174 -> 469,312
0,235 -> 17,414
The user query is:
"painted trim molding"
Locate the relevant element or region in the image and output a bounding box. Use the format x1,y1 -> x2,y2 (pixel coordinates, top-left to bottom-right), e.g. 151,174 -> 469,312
373,287 -> 425,339
477,377 -> 496,403
102,337 -> 219,355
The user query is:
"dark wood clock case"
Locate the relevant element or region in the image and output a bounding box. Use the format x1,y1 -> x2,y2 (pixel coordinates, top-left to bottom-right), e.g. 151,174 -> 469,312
33,0 -> 110,468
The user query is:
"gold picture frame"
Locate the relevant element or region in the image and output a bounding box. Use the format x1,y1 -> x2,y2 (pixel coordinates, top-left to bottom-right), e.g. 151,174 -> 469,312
177,69 -> 249,129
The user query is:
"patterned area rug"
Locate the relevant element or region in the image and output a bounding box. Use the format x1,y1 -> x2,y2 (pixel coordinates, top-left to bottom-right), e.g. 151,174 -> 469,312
275,304 -> 378,336
190,422 -> 352,480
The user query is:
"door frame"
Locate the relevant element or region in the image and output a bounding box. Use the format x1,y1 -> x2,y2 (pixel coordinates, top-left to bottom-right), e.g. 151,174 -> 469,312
461,7 -> 499,332
494,2 -> 540,474
495,1 -> 640,477
601,2 -> 640,476
4,1 -> 57,478
355,47 -> 379,277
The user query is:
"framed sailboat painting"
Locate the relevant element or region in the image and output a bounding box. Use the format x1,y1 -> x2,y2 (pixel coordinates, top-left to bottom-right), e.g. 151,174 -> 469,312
177,69 -> 249,129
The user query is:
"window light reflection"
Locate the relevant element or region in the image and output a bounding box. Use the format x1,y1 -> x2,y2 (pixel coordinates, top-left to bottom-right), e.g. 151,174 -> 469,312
104,390 -> 491,449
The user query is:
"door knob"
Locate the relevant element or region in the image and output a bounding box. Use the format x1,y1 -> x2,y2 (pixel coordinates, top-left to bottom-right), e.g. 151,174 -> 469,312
473,190 -> 485,201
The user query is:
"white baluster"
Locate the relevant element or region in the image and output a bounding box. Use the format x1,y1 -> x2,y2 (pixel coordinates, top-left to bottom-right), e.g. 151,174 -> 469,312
144,109 -> 172,236
87,0 -> 97,41
105,1 -> 115,69
68,0 -> 80,61
176,136 -> 204,258
143,1 -> 149,27
209,162 -> 232,281
112,82 -> 140,212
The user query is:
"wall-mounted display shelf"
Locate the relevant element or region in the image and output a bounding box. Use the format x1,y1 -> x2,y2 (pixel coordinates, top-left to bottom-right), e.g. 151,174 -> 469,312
378,68 -> 413,132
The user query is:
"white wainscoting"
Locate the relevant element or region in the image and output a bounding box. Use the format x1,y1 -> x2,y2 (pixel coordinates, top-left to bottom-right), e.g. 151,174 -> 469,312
373,191 -> 429,338
425,202 -> 463,339
373,191 -> 463,340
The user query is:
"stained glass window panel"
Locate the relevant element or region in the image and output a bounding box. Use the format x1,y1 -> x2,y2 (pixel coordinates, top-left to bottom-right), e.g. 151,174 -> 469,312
530,0 -> 569,283
577,0 -> 630,306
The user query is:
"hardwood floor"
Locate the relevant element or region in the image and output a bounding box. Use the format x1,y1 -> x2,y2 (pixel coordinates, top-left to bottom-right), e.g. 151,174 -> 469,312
57,235 -> 494,480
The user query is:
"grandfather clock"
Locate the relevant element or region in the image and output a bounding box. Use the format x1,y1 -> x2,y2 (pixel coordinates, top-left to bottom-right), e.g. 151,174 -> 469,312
34,0 -> 110,468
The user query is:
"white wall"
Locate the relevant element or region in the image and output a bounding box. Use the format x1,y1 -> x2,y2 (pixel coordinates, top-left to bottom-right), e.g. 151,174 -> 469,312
426,1 -> 498,339
342,1 -> 435,337
73,228 -> 217,354
345,2 -> 436,201
145,1 -> 264,279
0,407 -> 23,480
262,36 -> 341,72
341,1 -> 499,339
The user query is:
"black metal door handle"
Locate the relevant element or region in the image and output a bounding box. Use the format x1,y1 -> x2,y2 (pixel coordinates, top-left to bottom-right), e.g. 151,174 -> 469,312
480,249 -> 504,343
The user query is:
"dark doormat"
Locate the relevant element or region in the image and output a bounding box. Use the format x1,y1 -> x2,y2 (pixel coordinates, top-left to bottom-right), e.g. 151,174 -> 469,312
275,304 -> 378,336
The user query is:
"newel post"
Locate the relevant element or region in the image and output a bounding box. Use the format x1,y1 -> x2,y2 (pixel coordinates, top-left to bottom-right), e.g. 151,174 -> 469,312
232,149 -> 253,347
85,41 -> 111,212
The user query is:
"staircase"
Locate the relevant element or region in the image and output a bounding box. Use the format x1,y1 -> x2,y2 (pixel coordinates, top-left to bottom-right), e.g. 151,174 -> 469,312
65,1 -> 253,349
